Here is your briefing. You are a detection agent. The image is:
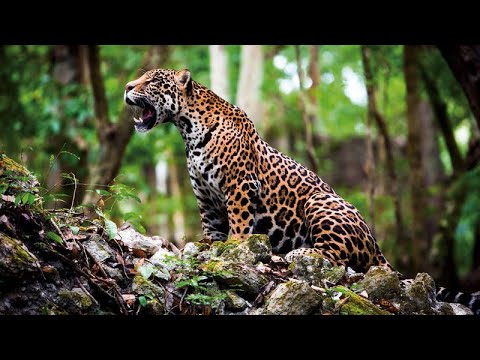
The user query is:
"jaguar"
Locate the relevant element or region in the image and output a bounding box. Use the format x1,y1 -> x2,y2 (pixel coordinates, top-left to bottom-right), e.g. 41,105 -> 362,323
125,67 -> 478,314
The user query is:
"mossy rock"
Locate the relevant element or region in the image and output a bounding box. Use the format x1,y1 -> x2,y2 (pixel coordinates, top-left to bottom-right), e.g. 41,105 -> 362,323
326,286 -> 392,315
0,232 -> 39,282
288,252 -> 345,287
400,273 -> 437,314
0,154 -> 39,195
358,266 -> 401,301
58,287 -> 94,311
132,275 -> 165,298
201,259 -> 269,295
222,234 -> 272,265
265,280 -> 322,315
225,290 -> 248,311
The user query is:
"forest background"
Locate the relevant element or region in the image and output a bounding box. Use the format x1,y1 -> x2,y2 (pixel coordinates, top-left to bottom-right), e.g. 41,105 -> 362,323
1,44 -> 479,292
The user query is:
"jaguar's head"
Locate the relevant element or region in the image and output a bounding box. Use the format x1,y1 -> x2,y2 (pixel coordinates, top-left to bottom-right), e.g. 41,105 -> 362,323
124,68 -> 192,132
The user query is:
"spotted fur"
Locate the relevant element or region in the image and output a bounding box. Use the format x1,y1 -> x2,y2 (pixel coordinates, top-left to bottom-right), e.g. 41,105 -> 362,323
125,68 -> 478,314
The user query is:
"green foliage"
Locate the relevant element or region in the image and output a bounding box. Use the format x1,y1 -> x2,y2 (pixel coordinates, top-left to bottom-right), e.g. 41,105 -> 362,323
47,231 -> 63,244
163,254 -> 229,309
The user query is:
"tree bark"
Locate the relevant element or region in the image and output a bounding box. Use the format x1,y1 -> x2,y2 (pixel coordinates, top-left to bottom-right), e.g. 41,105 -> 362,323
209,45 -> 230,101
295,45 -> 319,174
438,45 -> 480,131
361,46 -> 407,262
236,45 -> 264,126
420,65 -> 465,175
82,45 -> 171,206
404,45 -> 428,274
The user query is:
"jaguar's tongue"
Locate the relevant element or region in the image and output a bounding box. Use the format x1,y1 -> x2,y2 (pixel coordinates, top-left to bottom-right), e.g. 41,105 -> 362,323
142,107 -> 153,120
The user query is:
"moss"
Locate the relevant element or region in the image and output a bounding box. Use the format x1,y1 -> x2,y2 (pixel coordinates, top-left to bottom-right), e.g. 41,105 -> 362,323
330,286 -> 392,315
59,288 -> 93,310
132,275 -> 165,297
144,298 -> 165,315
222,234 -> 271,265
322,266 -> 346,284
0,232 -> 39,280
0,153 -> 30,177
202,260 -> 269,295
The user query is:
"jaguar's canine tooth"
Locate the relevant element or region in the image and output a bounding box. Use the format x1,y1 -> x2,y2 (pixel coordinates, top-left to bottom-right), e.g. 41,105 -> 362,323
134,117 -> 142,124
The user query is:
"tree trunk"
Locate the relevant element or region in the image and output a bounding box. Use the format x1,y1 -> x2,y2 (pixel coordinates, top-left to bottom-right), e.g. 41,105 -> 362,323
361,45 -> 407,267
295,45 -> 319,174
82,45 -> 170,206
438,45 -> 480,131
418,100 -> 444,253
48,45 -> 89,207
166,155 -> 186,248
236,45 -> 264,126
420,65 -> 465,175
144,163 -> 159,234
209,45 -> 229,101
404,45 -> 428,274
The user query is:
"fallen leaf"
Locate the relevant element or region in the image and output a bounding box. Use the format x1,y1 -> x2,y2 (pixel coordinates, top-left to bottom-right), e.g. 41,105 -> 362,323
115,252 -> 125,266
2,194 -> 15,203
132,248 -> 147,258
41,265 -> 57,274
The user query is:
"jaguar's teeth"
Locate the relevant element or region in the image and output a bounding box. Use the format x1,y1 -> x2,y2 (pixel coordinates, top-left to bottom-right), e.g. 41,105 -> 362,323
134,117 -> 142,124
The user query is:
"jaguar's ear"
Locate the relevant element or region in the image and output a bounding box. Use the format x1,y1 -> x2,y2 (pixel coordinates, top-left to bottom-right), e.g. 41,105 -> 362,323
175,69 -> 192,95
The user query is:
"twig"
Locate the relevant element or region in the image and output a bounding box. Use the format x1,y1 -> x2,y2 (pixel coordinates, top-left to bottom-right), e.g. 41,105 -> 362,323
75,278 -> 100,307
49,217 -> 67,245
69,172 -> 77,213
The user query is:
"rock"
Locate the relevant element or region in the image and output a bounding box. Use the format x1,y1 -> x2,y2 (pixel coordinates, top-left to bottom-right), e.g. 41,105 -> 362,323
83,235 -> 115,263
183,242 -> 202,258
358,266 -> 401,301
288,252 -> 345,287
324,286 -> 392,315
58,287 -> 93,311
225,290 -> 248,312
149,248 -> 177,270
222,234 -> 272,265
448,303 -> 474,315
116,226 -> 166,257
202,260 -> 269,295
0,154 -> 39,194
265,280 -> 322,315
132,275 -> 165,298
400,273 -> 437,314
0,232 -> 39,282
142,298 -> 165,315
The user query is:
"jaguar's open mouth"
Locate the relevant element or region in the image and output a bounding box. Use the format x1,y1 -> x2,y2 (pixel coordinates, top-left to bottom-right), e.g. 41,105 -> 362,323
132,101 -> 157,132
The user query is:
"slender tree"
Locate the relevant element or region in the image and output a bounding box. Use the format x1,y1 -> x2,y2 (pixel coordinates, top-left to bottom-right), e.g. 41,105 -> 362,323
82,45 -> 170,205
295,45 -> 319,174
209,45 -> 229,101
236,45 -> 264,126
404,45 -> 430,273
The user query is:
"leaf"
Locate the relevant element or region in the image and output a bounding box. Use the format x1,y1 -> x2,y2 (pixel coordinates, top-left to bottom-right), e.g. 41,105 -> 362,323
27,193 -> 36,206
0,184 -> 7,194
47,231 -> 63,244
49,154 -> 55,167
95,207 -> 105,218
22,192 -> 30,205
139,264 -> 154,279
70,226 -> 80,235
138,296 -> 147,307
95,189 -> 110,197
176,280 -> 193,288
104,218 -> 117,240
15,193 -> 23,206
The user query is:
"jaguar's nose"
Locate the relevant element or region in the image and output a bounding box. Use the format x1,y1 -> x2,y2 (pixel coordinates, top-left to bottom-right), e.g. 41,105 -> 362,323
125,83 -> 135,93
